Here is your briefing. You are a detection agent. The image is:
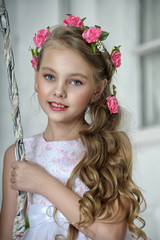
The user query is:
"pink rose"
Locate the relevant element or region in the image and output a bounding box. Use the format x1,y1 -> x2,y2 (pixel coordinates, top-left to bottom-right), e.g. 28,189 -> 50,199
111,50 -> 121,68
33,29 -> 51,47
63,15 -> 83,28
82,27 -> 102,43
4,44 -> 8,50
16,234 -> 22,238
31,56 -> 37,69
106,96 -> 119,114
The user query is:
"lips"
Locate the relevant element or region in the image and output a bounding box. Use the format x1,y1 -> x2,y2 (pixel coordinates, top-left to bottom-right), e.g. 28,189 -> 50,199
48,101 -> 68,111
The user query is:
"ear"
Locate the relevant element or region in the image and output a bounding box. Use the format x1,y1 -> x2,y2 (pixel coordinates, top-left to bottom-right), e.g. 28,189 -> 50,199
91,79 -> 107,102
34,70 -> 38,92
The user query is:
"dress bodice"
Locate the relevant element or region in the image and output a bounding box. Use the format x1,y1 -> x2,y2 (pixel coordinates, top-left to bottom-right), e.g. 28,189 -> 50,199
21,133 -> 90,240
21,133 -> 149,240
23,133 -> 88,206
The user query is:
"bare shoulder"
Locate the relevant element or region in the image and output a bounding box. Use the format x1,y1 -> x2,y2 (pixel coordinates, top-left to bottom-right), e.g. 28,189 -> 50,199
0,144 -> 17,239
4,143 -> 16,158
3,143 -> 16,166
2,143 -> 17,187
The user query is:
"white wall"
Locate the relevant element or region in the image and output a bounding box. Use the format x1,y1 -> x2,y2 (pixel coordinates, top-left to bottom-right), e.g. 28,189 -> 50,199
0,0 -> 159,239
0,0 -> 61,199
132,126 -> 160,240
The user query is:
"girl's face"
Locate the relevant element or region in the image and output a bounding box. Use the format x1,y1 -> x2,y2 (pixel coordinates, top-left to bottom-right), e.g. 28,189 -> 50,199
34,47 -> 101,127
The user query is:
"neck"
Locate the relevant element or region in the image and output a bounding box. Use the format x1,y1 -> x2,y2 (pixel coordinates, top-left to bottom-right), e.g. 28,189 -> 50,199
44,119 -> 86,141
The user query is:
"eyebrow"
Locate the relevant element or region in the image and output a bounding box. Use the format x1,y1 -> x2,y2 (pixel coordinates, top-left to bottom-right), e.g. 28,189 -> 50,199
41,67 -> 88,80
42,67 -> 56,73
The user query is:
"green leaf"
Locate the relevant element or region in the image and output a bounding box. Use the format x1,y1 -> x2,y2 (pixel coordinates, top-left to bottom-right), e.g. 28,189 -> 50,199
35,47 -> 39,56
99,32 -> 109,41
112,45 -> 121,52
82,25 -> 89,31
81,17 -> 87,23
31,48 -> 35,57
95,25 -> 101,29
91,42 -> 96,54
25,216 -> 30,229
113,85 -> 117,96
112,66 -> 117,74
66,13 -> 72,16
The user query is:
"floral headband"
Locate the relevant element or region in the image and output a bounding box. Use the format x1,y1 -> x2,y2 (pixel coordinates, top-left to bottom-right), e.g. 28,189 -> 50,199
30,14 -> 121,114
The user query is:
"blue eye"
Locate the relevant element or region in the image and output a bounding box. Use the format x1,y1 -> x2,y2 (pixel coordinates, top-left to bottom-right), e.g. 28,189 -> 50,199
71,80 -> 82,86
45,74 -> 55,81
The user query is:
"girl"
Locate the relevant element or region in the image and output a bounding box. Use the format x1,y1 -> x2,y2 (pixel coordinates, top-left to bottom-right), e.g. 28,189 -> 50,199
0,15 -> 148,240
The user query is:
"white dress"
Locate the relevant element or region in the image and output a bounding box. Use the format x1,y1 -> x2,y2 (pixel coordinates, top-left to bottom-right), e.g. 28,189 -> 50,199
20,133 -> 148,240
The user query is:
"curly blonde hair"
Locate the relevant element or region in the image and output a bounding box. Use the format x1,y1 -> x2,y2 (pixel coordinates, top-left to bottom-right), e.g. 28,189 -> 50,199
37,25 -> 147,240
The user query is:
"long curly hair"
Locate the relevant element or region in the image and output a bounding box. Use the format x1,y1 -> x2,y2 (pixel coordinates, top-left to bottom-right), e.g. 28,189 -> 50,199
37,25 -> 147,240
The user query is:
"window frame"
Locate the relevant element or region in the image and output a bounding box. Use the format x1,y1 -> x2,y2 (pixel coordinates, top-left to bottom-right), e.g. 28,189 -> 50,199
133,2 -> 160,143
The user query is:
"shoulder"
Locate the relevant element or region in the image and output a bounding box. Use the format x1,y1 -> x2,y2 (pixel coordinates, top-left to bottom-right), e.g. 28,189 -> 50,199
2,144 -> 16,180
3,133 -> 42,164
23,132 -> 43,142
1,145 -> 18,238
23,133 -> 43,151
23,133 -> 43,147
4,144 -> 16,166
2,145 -> 17,200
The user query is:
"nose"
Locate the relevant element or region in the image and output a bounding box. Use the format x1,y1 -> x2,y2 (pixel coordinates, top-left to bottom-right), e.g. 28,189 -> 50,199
53,82 -> 66,98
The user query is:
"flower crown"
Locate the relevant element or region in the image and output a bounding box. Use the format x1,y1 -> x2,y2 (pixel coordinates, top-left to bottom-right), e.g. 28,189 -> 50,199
30,14 -> 121,114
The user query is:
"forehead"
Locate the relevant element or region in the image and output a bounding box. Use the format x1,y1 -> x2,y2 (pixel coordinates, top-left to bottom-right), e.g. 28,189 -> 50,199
41,47 -> 94,76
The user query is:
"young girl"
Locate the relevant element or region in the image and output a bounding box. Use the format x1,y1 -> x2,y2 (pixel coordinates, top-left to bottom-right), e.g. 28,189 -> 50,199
0,15 -> 148,240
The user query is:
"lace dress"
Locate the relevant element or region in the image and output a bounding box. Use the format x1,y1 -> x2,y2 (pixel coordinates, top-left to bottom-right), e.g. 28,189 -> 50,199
20,133 -> 147,240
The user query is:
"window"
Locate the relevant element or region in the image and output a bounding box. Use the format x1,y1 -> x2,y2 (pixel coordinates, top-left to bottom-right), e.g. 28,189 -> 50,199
137,0 -> 160,127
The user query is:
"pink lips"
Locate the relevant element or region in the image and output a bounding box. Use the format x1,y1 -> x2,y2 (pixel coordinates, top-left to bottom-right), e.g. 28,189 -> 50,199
48,101 -> 68,112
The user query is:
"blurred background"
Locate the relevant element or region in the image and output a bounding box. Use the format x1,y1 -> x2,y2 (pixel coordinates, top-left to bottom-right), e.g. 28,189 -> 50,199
0,0 -> 160,239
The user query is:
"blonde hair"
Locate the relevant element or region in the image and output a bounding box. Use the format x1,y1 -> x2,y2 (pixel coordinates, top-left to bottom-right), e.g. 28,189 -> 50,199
37,25 -> 147,240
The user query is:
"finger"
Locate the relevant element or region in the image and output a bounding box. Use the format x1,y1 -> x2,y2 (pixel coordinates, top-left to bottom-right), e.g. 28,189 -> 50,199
25,160 -> 35,165
11,161 -> 18,169
10,176 -> 15,184
11,183 -> 18,190
11,160 -> 26,169
11,169 -> 15,177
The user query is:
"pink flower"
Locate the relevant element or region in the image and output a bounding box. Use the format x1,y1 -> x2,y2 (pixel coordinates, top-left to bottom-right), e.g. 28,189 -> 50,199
111,50 -> 121,68
63,15 -> 84,28
16,234 -> 22,238
33,29 -> 51,47
82,27 -> 102,43
4,44 -> 8,50
31,56 -> 37,68
106,96 -> 119,114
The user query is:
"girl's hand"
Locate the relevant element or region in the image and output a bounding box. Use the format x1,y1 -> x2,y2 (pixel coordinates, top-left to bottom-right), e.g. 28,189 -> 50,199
10,160 -> 50,194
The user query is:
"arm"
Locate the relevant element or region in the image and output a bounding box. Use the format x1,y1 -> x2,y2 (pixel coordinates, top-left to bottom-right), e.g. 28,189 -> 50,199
10,161 -> 129,240
0,144 -> 17,240
38,172 -> 128,240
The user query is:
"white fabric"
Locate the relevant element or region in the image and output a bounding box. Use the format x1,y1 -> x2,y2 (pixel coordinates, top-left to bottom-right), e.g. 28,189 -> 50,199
22,133 -> 90,239
23,204 -> 89,240
21,133 -> 150,240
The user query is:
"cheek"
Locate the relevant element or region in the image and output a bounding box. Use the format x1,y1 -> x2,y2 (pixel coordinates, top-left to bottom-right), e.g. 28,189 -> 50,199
37,83 -> 49,96
37,88 -> 44,99
37,86 -> 49,104
71,90 -> 93,107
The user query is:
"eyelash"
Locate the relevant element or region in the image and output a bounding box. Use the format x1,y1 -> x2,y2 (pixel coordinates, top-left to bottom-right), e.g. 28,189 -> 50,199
44,74 -> 55,81
43,74 -> 83,86
71,80 -> 83,86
